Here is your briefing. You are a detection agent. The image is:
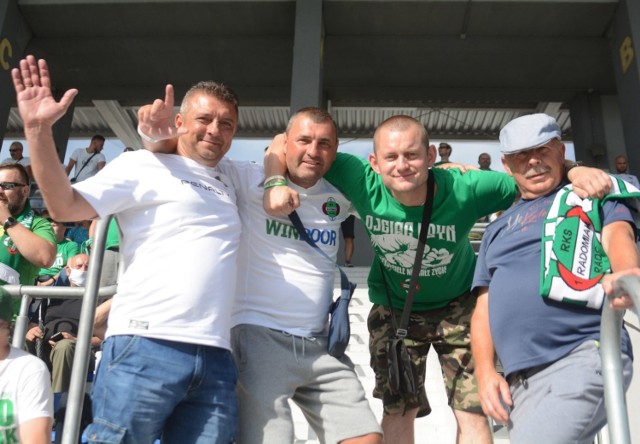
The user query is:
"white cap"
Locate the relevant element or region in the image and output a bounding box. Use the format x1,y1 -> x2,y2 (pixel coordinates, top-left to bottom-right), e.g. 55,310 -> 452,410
499,113 -> 561,154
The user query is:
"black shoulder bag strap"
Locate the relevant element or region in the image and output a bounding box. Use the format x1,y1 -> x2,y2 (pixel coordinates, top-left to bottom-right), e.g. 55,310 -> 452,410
381,171 -> 435,338
72,151 -> 99,181
288,211 -> 356,299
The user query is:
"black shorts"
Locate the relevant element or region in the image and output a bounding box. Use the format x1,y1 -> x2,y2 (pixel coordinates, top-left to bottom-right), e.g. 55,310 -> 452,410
341,215 -> 355,239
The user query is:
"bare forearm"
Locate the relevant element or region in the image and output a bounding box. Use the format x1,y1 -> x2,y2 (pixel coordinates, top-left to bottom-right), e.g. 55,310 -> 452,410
24,127 -> 97,221
264,139 -> 287,177
5,225 -> 55,267
470,292 -> 496,376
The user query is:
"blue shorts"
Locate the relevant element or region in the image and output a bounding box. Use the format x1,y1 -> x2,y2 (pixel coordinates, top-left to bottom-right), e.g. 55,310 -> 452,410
85,335 -> 238,444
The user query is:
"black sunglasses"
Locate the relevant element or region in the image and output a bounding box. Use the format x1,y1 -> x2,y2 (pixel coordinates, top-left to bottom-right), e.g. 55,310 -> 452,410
0,182 -> 27,190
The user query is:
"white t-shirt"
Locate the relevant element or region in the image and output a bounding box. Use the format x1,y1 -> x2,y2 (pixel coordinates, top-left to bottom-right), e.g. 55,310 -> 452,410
0,346 -> 53,440
1,157 -> 30,167
219,160 -> 354,337
74,151 -> 240,349
69,148 -> 106,182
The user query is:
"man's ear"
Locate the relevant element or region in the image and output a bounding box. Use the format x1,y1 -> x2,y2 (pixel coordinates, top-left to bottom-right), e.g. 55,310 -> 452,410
175,113 -> 183,128
369,153 -> 381,174
501,155 -> 514,176
427,144 -> 437,168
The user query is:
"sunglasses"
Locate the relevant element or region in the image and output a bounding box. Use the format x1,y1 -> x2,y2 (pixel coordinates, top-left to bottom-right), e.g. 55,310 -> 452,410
0,182 -> 27,190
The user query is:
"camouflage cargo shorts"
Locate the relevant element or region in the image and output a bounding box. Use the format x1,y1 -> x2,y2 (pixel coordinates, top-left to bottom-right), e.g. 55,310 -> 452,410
367,291 -> 483,417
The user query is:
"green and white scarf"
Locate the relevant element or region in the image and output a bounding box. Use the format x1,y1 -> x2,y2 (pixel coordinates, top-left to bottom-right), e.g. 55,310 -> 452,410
0,202 -> 35,285
541,177 -> 640,309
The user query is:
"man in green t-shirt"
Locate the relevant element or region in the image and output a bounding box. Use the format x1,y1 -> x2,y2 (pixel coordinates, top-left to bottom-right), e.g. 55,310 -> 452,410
36,217 -> 80,285
0,163 -> 56,315
264,115 -> 613,444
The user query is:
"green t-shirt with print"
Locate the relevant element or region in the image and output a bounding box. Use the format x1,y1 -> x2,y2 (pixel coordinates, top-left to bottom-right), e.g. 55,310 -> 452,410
324,153 -> 518,310
38,238 -> 80,277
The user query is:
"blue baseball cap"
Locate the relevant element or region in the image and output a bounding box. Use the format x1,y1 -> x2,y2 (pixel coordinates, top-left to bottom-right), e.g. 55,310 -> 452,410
500,113 -> 561,154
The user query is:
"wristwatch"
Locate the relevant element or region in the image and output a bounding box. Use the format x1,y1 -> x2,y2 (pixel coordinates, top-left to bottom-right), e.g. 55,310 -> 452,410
3,217 -> 17,231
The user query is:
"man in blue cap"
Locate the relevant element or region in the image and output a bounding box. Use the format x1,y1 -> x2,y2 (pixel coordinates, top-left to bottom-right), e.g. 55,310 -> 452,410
471,113 -> 639,443
0,290 -> 53,443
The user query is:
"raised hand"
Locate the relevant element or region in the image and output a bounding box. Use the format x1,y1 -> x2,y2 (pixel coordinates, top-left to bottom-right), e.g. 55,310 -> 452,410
137,84 -> 187,141
11,55 -> 78,129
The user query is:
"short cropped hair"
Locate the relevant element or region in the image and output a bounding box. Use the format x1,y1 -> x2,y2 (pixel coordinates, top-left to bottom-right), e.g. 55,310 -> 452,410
286,107 -> 338,142
0,162 -> 30,185
180,81 -> 239,116
374,115 -> 429,151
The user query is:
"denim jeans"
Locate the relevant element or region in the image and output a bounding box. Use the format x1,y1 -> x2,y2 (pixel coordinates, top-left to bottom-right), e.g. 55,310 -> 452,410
84,335 -> 238,444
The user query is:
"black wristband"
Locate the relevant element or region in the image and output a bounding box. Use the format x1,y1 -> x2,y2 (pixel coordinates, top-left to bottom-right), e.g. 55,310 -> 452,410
3,217 -> 17,231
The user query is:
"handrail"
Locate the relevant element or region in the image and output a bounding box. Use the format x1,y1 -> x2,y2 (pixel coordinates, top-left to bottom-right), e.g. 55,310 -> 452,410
3,216 -> 115,444
600,275 -> 640,444
7,285 -> 117,350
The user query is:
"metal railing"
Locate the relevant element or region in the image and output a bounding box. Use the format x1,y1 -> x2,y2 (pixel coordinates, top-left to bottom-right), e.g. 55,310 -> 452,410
600,275 -> 640,444
3,217 -> 116,444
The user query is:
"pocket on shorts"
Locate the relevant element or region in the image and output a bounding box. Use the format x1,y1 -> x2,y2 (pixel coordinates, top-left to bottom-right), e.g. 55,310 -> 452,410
84,417 -> 126,444
551,341 -> 602,398
105,335 -> 140,369
230,325 -> 248,370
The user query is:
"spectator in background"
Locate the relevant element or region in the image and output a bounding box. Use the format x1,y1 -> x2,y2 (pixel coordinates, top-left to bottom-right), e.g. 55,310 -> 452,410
478,152 -> 492,170
36,216 -> 80,286
86,218 -> 120,286
65,220 -> 91,245
341,215 -> 356,267
27,254 -> 100,396
434,142 -> 452,166
65,135 -> 106,183
0,290 -> 53,444
2,141 -> 33,181
0,163 -> 56,317
613,154 -> 640,189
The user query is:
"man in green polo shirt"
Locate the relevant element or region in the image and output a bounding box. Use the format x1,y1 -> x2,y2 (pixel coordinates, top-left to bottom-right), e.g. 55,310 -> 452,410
0,163 -> 56,315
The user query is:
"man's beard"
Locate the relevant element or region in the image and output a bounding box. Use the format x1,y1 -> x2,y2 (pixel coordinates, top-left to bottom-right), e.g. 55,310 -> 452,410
8,200 -> 24,216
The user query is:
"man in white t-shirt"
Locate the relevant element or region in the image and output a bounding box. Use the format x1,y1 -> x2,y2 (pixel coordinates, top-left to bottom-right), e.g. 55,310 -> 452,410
13,55 -> 240,443
2,141 -> 33,181
65,135 -> 106,183
139,95 -> 382,443
0,290 -> 53,444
